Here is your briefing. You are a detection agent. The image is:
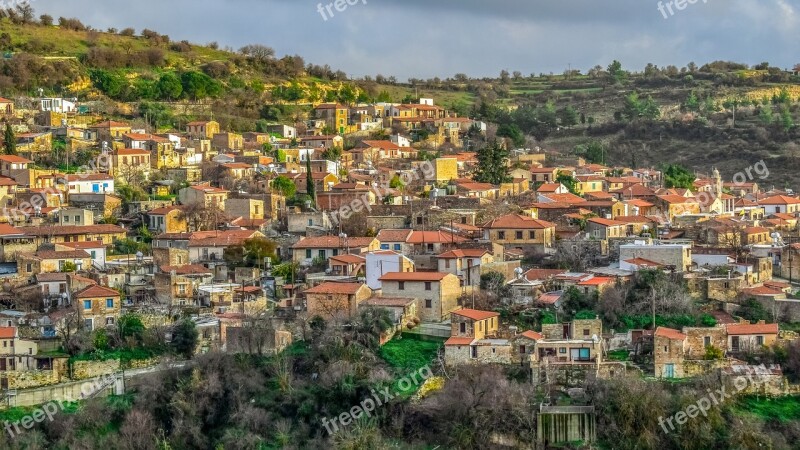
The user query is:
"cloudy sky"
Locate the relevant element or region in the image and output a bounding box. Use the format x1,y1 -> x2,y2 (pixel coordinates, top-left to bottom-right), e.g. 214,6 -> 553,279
33,0 -> 800,79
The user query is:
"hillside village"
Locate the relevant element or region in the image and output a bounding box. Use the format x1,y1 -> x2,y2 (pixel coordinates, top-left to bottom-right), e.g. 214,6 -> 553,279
0,90 -> 798,446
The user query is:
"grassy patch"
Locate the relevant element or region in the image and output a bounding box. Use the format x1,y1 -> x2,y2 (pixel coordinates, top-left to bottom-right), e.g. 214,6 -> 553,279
69,346 -> 163,364
379,333 -> 443,373
607,349 -> 630,361
735,396 -> 800,422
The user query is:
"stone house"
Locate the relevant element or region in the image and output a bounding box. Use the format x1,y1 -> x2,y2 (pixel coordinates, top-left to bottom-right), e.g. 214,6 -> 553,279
436,249 -> 493,286
481,214 -> 556,254
178,184 -> 229,209
359,297 -> 418,344
303,282 -> 372,322
725,321 -> 778,354
379,272 -> 461,323
450,309 -> 499,340
225,198 -> 265,221
17,249 -> 93,278
0,327 -> 38,371
291,235 -> 379,266
186,120 -> 220,139
74,285 -> 121,331
146,206 -> 187,234
154,264 -> 213,306
618,243 -> 692,272
585,217 -> 627,240
654,327 -> 686,378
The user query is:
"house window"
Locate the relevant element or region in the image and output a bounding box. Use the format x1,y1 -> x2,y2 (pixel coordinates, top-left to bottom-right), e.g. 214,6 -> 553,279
425,299 -> 432,308
519,345 -> 526,354
398,281 -> 405,290
425,282 -> 432,291
106,317 -> 115,326
83,300 -> 91,310
704,336 -> 711,347
478,321 -> 482,331
380,244 -> 389,250
305,249 -> 312,258
498,231 -> 506,239
559,348 -> 566,354
515,231 -> 523,240
529,231 -> 536,239
26,263 -> 32,272
460,323 -> 466,333
106,299 -> 114,308
64,215 -> 69,222
84,318 -> 93,331
583,329 -> 590,336
427,244 -> 434,252
445,260 -> 451,269
393,244 -> 401,251
756,336 -> 764,346
318,250 -> 325,259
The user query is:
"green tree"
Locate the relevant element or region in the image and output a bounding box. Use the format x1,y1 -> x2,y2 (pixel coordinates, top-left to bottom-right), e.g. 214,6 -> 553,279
156,72 -> 183,100
270,175 -> 296,197
780,104 -> 794,131
305,156 -> 316,207
3,122 -> 16,155
758,106 -> 774,125
556,173 -> 580,195
181,71 -> 220,100
480,271 -> 511,299
576,140 -> 606,164
473,140 -> 512,185
607,60 -> 627,84
389,175 -> 405,189
349,308 -> 394,351
558,105 -> 579,128
171,319 -> 198,358
622,92 -> 642,121
663,164 -> 695,189
683,91 -> 700,112
320,146 -> 342,161
496,123 -> 525,147
117,313 -> 145,342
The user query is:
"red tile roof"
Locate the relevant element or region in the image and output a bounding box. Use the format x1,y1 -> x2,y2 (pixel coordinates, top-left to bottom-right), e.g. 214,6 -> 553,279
379,272 -> 450,282
520,330 -> 544,340
726,323 -> 779,335
445,336 -> 476,346
407,230 -> 466,244
537,292 -> 563,305
482,214 -> 556,230
304,282 -> 368,295
437,249 -> 490,259
587,217 -> 625,227
576,276 -> 614,286
292,236 -> 376,249
654,327 -> 686,340
329,254 -> 366,264
0,155 -> 33,164
0,327 -> 15,339
375,229 -> 413,243
523,269 -> 568,281
452,309 -> 499,321
758,195 -> 800,205
75,285 -> 120,299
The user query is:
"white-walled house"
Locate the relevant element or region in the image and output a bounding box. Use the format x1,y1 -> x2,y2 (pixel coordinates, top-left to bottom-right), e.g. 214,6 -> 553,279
365,250 -> 415,290
62,174 -> 115,194
56,241 -> 107,269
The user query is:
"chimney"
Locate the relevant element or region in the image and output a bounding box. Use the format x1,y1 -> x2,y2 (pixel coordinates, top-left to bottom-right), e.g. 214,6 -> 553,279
757,320 -> 766,325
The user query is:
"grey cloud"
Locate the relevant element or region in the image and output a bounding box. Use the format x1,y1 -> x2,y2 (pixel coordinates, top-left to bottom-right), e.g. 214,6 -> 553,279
32,0 -> 800,79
